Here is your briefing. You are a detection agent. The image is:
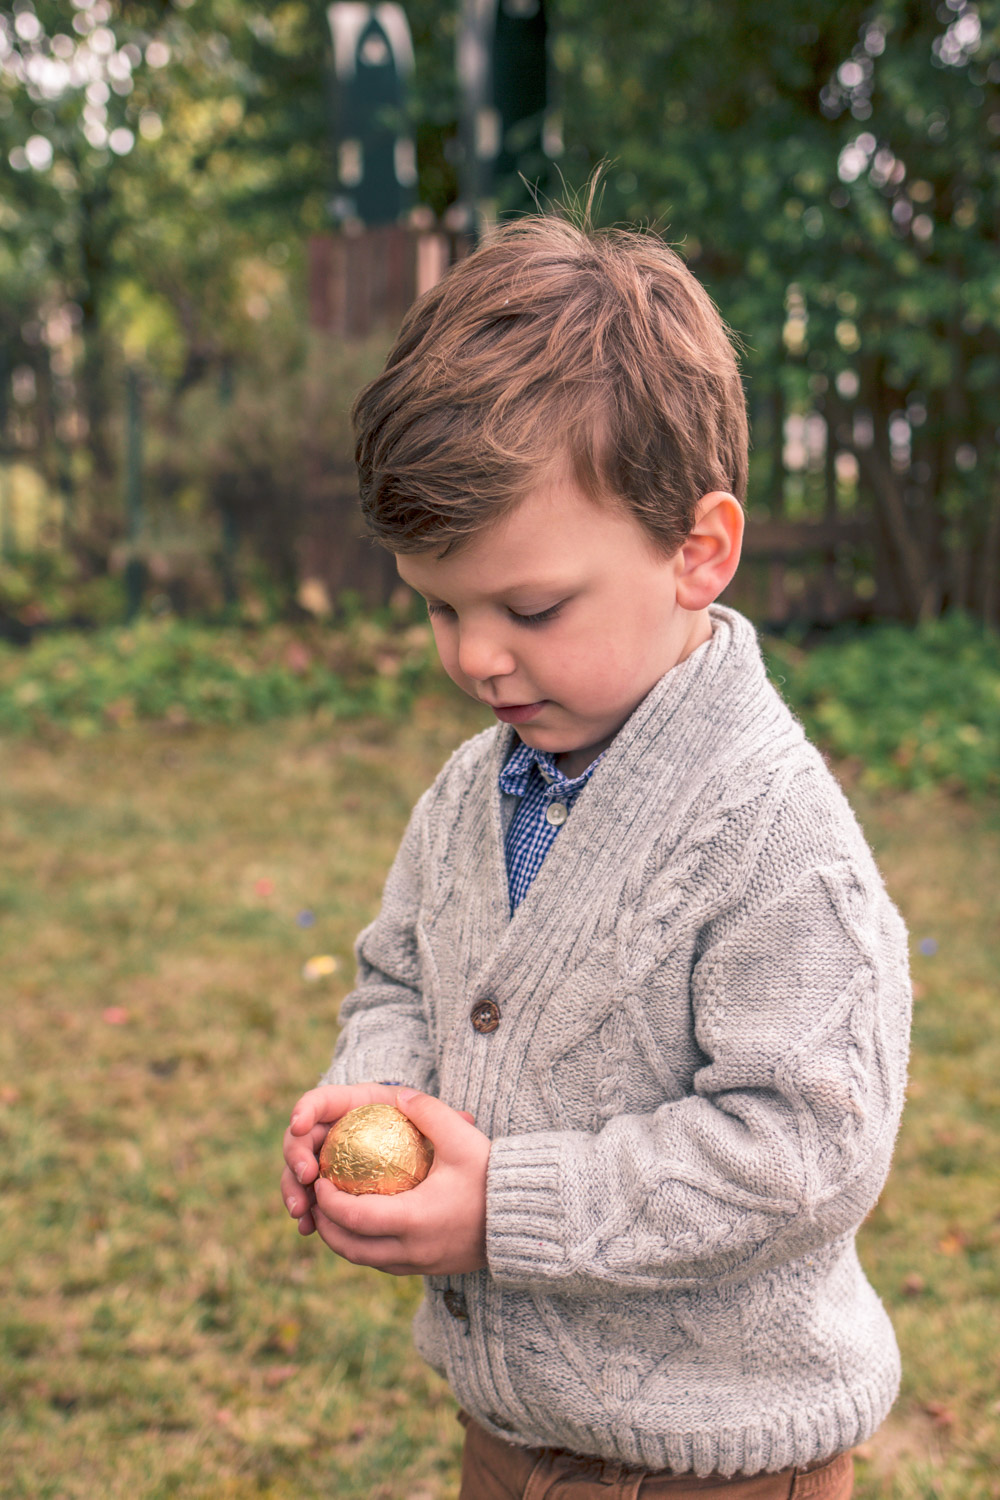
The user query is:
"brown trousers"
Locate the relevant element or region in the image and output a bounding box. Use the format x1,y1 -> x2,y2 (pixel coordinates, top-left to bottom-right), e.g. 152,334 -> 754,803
457,1413 -> 854,1500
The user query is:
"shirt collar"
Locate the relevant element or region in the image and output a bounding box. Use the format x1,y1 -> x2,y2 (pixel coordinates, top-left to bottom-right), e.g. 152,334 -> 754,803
499,738 -> 606,798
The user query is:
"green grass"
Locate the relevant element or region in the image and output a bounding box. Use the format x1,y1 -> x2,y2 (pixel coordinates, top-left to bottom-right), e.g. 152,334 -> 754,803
1,696 -> 997,1499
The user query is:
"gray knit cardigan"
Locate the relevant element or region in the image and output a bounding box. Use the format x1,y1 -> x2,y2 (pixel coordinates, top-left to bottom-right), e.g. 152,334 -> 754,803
322,605 -> 911,1478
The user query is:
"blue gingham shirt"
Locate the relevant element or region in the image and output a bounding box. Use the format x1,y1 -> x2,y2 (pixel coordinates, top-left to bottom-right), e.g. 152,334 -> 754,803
499,739 -> 605,912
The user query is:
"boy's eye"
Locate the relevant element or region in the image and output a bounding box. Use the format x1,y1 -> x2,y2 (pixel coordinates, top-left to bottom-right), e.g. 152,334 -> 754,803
509,603 -> 562,626
426,601 -> 563,625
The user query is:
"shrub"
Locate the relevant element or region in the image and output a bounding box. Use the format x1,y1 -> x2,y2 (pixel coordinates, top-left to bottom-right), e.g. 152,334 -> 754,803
0,615 -> 441,737
765,613 -> 999,796
2,612 -> 996,798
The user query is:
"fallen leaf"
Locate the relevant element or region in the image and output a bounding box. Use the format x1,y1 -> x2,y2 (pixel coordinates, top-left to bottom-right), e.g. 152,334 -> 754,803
902,1271 -> 925,1297
263,1319 -> 301,1356
938,1228 -> 968,1256
302,954 -> 338,981
921,1400 -> 955,1429
263,1364 -> 299,1388
102,1006 -> 129,1025
253,878 -> 275,898
148,1057 -> 180,1078
284,642 -> 312,675
0,1085 -> 20,1105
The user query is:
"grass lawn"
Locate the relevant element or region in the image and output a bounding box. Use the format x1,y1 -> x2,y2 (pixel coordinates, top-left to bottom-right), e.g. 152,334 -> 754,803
1,694 -> 997,1500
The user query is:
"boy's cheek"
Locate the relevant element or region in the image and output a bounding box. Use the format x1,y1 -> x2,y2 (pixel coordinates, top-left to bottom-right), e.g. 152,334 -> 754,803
439,656 -> 479,701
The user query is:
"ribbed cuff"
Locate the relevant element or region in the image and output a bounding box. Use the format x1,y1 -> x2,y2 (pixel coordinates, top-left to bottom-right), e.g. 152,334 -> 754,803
486,1134 -> 569,1287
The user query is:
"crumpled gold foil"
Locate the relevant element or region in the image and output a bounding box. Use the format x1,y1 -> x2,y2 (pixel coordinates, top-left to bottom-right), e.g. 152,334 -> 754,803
319,1104 -> 433,1195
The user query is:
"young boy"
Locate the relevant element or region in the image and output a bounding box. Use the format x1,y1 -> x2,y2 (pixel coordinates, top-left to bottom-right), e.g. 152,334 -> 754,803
281,214 -> 911,1498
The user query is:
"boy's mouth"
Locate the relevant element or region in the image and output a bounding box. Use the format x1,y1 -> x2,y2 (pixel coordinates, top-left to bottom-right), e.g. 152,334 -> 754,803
488,701 -> 548,724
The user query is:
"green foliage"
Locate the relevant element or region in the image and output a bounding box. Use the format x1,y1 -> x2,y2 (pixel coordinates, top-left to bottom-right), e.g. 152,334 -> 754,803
0,550 -> 123,628
0,616 -> 441,737
767,614 -> 1000,794
1,610 -> 997,800
167,326 -> 393,588
4,1 -> 1000,621
553,0 -> 1000,620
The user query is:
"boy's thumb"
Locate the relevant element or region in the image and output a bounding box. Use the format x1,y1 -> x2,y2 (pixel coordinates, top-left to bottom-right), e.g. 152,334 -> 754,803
394,1088 -> 473,1141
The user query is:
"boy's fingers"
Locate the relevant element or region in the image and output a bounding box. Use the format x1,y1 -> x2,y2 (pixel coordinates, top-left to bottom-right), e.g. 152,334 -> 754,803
393,1089 -> 481,1158
289,1081 -> 404,1135
289,1086 -> 343,1133
281,1166 -> 316,1219
313,1176 -> 415,1237
283,1127 -> 324,1183
311,1206 -> 408,1270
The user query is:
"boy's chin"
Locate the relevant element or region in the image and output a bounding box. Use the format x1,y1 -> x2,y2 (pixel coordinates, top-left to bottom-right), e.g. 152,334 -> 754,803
520,727 -> 610,777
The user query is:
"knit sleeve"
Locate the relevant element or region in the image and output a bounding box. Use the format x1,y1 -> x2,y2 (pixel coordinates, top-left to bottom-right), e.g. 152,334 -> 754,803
486,856 -> 912,1294
320,792 -> 438,1095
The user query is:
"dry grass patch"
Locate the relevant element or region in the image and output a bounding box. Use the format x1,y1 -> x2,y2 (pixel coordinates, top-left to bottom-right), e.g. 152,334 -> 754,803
1,705 -> 997,1499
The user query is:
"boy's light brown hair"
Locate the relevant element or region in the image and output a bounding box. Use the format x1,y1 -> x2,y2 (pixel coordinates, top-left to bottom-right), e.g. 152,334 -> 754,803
353,212 -> 748,557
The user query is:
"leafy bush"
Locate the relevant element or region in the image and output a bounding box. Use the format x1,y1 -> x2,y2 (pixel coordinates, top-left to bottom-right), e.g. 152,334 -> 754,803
2,612 -> 996,797
0,552 -> 125,631
0,616 -> 442,737
765,613 -> 1000,796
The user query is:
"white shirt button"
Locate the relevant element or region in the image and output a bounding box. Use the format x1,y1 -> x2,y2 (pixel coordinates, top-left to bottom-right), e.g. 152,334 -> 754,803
545,802 -> 568,826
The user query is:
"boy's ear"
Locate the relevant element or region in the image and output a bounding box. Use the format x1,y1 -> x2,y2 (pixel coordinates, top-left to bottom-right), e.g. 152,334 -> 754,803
673,492 -> 744,611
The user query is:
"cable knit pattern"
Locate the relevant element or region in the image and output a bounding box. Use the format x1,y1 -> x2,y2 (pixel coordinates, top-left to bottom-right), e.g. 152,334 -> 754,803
321,605 -> 911,1478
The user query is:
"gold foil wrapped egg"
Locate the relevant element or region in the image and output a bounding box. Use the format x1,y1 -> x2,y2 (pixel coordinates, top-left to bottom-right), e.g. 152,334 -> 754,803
319,1104 -> 433,1195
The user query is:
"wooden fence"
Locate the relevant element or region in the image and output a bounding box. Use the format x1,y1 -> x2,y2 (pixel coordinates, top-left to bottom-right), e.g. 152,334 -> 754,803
3,225 -> 986,631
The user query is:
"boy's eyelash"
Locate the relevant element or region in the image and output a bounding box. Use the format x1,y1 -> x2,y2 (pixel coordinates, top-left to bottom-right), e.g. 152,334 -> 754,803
510,603 -> 562,626
425,602 -> 563,625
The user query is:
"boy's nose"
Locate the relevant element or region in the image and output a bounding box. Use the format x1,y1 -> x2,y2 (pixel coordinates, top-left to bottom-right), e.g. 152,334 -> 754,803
456,628 -> 516,684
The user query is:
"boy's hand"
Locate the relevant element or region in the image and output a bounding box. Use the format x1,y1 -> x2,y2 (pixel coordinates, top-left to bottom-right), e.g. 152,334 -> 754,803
281,1081 -> 398,1237
281,1085 -> 488,1275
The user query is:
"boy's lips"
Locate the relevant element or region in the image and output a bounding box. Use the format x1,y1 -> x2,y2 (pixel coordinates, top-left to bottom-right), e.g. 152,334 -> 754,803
487,700 -> 548,724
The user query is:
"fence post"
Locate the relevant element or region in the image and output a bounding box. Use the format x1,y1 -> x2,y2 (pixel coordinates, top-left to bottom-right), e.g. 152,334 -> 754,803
217,359 -> 240,614
124,366 -> 145,622
0,465 -> 11,561
767,384 -> 787,623
0,344 -> 12,560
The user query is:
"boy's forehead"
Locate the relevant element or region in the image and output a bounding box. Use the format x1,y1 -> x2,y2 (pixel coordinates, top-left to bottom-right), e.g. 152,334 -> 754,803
394,546 -> 571,598
394,476 -> 639,598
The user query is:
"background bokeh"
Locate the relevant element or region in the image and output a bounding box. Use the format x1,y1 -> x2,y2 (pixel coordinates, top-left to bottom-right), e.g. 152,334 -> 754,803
1,0 -> 999,634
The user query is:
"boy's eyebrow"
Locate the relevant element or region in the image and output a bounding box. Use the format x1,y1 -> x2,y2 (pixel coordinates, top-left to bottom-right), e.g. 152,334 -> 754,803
408,578 -> 574,604
396,557 -> 576,603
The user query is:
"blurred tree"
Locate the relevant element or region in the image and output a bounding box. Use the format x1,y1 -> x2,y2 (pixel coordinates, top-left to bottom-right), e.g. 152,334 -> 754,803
551,0 -> 1000,622
1,1 -> 997,623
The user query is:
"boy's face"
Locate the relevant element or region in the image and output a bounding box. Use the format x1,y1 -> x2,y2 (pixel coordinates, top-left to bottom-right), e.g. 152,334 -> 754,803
395,473 -> 719,778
